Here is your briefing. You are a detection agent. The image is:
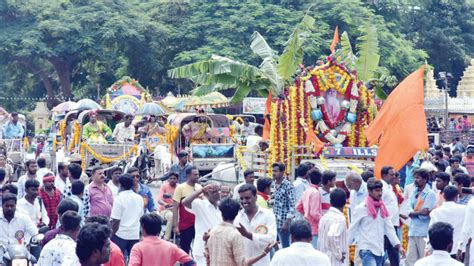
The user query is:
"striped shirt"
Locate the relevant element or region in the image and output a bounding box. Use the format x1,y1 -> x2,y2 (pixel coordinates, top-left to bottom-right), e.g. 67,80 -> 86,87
317,207 -> 348,266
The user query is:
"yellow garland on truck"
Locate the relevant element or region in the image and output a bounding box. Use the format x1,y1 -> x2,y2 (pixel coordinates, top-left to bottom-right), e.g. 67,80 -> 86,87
80,143 -> 138,169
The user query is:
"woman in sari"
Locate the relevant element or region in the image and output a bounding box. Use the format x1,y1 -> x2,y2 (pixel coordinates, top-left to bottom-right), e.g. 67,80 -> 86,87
82,113 -> 112,144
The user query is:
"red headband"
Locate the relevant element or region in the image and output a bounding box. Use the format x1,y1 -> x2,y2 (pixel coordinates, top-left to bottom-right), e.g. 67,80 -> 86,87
43,173 -> 55,183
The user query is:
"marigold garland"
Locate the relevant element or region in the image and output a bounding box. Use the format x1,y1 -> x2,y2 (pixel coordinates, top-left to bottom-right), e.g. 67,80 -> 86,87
164,124 -> 179,153
23,137 -> 29,151
69,121 -> 81,153
236,146 -> 247,171
80,142 -> 138,169
59,120 -> 67,148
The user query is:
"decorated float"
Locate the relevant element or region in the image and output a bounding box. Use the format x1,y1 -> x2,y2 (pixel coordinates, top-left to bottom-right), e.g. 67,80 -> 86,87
103,76 -> 152,115
267,56 -> 379,174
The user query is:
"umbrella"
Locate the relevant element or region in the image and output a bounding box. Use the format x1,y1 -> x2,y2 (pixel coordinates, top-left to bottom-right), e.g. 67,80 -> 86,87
184,92 -> 229,110
52,101 -> 78,113
76,99 -> 101,110
137,102 -> 166,116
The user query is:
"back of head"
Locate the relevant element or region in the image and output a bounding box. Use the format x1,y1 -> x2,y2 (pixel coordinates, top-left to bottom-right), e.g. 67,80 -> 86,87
140,212 -> 162,236
118,173 -> 134,190
76,223 -> 111,263
256,178 -> 272,193
37,157 -> 46,168
61,210 -> 82,231
429,222 -> 453,251
86,215 -> 112,237
443,185 -> 458,201
2,184 -> 18,196
289,220 -> 312,241
243,169 -> 255,178
308,168 -> 322,185
0,168 -> 6,183
57,198 -> 79,215
185,165 -> 197,176
71,180 -> 85,196
360,171 -> 374,182
126,166 -> 139,174
68,163 -> 82,180
297,164 -> 310,178
219,198 -> 240,221
330,188 -> 347,209
322,170 -> 336,185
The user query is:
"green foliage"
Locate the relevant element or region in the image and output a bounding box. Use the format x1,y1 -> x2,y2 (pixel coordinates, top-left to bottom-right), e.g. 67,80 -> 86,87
355,21 -> 380,82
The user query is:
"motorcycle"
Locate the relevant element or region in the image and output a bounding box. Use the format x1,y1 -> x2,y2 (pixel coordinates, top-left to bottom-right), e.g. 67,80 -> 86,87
1,233 -> 44,266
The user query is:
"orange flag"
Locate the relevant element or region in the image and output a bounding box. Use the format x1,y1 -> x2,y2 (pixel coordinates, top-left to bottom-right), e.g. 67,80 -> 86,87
262,91 -> 272,140
330,26 -> 340,53
306,128 -> 324,153
365,67 -> 428,179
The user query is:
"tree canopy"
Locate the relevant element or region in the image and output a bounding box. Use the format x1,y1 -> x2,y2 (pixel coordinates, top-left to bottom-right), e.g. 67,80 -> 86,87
0,0 -> 469,112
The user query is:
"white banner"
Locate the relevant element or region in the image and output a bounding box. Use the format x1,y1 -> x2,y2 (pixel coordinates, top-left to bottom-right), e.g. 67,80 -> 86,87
242,97 -> 266,114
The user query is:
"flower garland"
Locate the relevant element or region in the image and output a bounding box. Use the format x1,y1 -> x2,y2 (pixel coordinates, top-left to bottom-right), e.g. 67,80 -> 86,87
269,101 -> 278,174
236,146 -> 247,171
307,60 -> 360,145
53,138 -> 57,151
164,124 -> 179,153
23,137 -> 29,151
80,142 -> 138,169
59,120 -> 67,147
69,121 -> 81,153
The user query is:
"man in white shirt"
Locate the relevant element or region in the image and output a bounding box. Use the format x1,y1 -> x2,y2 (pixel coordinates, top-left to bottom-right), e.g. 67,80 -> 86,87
17,159 -> 41,199
17,179 -> 49,227
38,211 -> 81,266
0,193 -> 38,250
414,222 -> 463,266
271,220 -> 331,266
245,125 -> 263,152
458,195 -> 474,264
234,184 -> 277,266
107,166 -> 122,198
380,166 -> 401,266
233,169 -> 256,201
54,162 -> 70,193
293,164 -> 310,204
317,188 -> 348,266
183,182 -> 222,265
111,173 -> 144,259
36,157 -> 51,182
429,186 -> 466,256
112,114 -> 135,143
345,171 -> 367,222
348,178 -> 401,266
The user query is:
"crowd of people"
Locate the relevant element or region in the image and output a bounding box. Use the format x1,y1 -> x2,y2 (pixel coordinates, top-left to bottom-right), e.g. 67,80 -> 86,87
427,115 -> 472,133
0,142 -> 473,266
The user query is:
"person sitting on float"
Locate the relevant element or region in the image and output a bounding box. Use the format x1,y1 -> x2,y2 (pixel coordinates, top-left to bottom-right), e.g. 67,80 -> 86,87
82,112 -> 112,144
182,116 -> 212,144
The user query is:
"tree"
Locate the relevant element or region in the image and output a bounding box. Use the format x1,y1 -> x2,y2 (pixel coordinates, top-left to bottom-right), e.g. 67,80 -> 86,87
365,0 -> 474,95
168,15 -> 316,102
0,0 -> 167,106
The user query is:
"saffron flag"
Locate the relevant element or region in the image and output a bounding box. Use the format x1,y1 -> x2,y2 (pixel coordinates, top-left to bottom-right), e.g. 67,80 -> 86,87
365,67 -> 428,179
306,128 -> 324,153
329,26 -> 340,53
262,91 -> 272,140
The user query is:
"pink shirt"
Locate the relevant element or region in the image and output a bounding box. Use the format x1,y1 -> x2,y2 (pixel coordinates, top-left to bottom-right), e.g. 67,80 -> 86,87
157,181 -> 176,211
88,182 -> 114,217
296,184 -> 322,235
129,236 -> 193,266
